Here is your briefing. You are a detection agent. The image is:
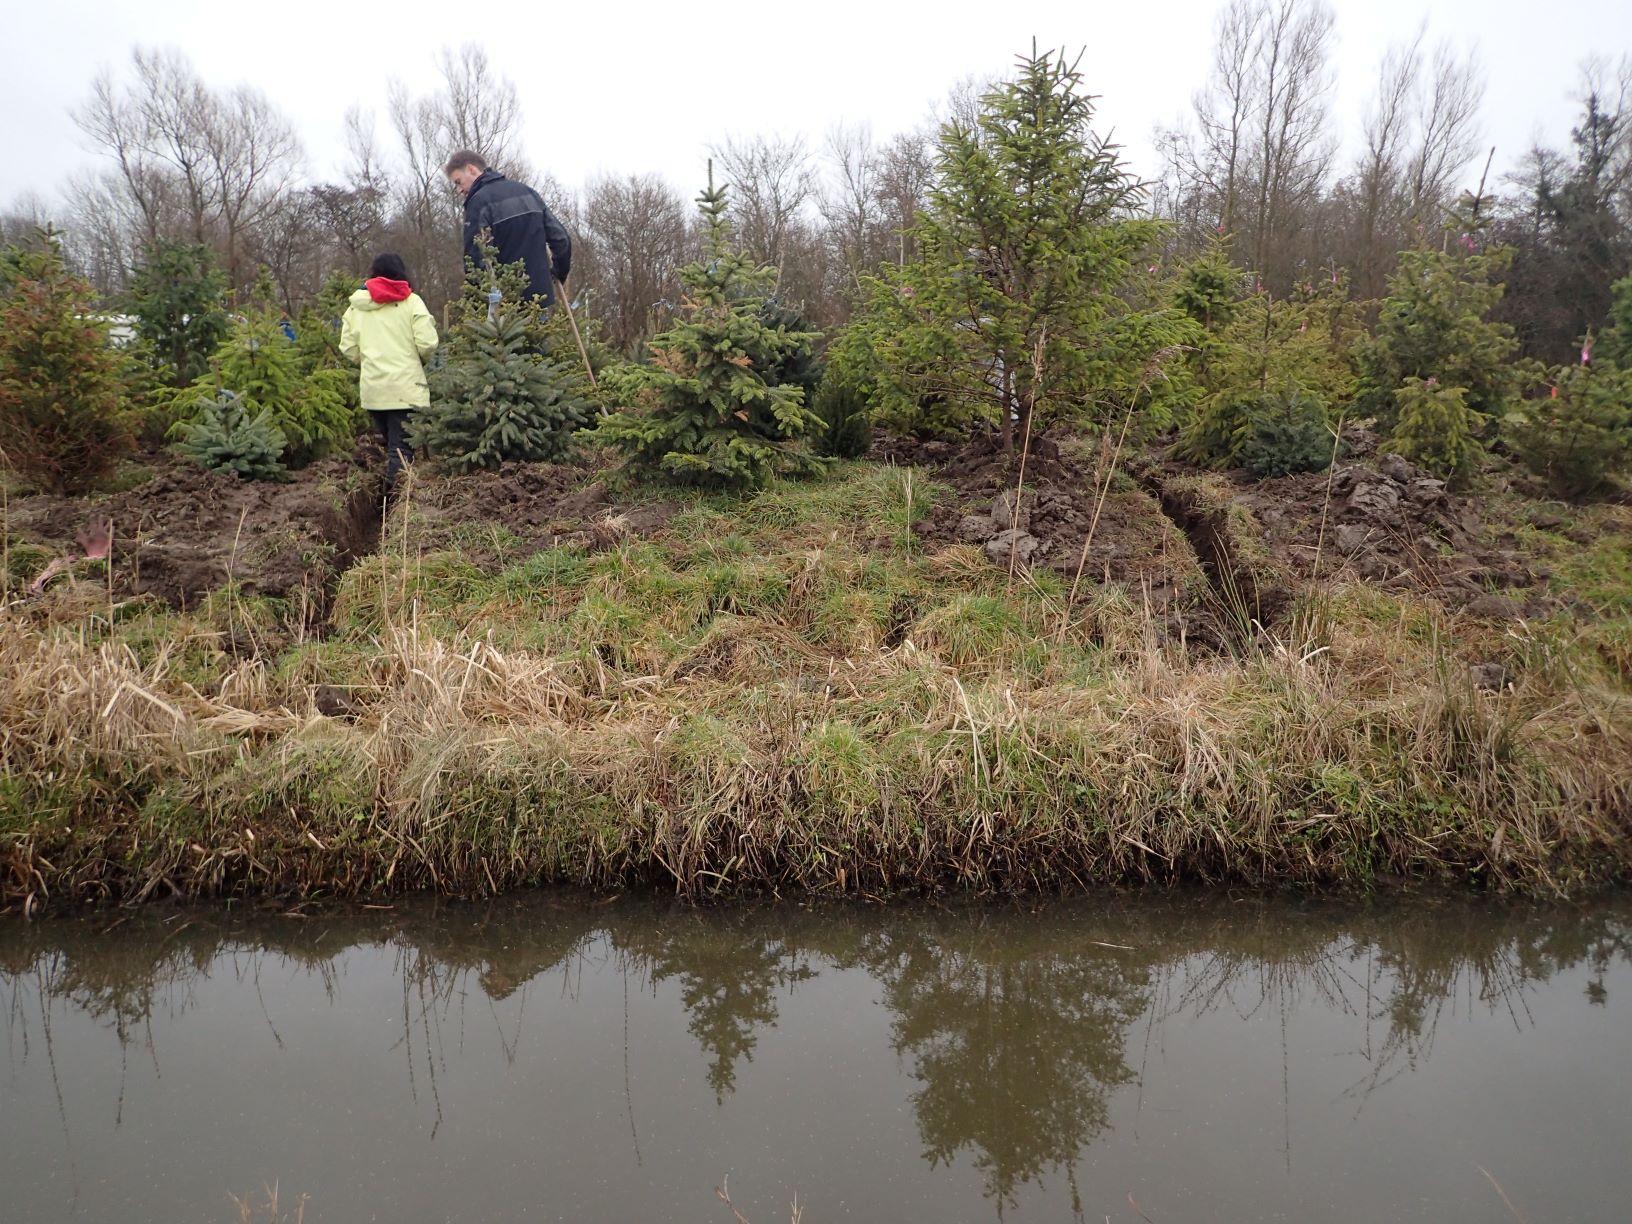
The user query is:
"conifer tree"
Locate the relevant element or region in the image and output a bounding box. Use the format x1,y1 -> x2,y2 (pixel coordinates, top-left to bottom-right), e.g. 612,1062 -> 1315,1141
843,46 -> 1199,450
1177,269 -> 1357,471
1510,362 -> 1632,495
592,168 -> 827,490
294,270 -> 364,413
417,257 -> 592,471
1598,274 -> 1632,369
1385,376 -> 1485,481
169,274 -> 355,467
173,389 -> 287,481
0,228 -> 132,493
1355,196 -> 1520,439
123,239 -> 229,385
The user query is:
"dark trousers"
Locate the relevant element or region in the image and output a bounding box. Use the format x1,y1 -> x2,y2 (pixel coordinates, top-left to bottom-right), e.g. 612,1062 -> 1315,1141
371,409 -> 414,488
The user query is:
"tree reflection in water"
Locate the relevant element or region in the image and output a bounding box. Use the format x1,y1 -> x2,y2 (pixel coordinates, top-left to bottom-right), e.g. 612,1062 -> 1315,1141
854,913 -> 1148,1213
612,907 -> 816,1101
3,895 -> 1628,1216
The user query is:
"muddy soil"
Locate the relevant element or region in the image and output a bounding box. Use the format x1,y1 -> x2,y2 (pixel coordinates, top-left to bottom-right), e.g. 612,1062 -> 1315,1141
1229,428 -> 1545,616
5,443 -> 381,610
3,439 -> 694,610
896,432 -> 1204,600
400,450 -> 677,571
874,427 -> 1552,620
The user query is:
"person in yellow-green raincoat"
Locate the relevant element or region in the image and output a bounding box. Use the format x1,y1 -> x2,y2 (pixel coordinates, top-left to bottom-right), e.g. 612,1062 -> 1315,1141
339,253 -> 438,489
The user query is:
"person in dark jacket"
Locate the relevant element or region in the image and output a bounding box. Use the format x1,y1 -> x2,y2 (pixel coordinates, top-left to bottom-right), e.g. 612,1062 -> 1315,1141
444,150 -> 572,308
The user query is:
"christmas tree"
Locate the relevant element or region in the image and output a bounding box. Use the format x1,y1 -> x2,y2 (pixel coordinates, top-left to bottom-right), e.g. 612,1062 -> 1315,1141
1510,362 -> 1632,496
123,239 -> 229,385
418,257 -> 592,472
841,46 -> 1199,450
1385,376 -> 1485,481
591,166 -> 827,490
0,228 -> 132,493
173,389 -> 287,481
1355,195 -> 1520,444
168,273 -> 355,468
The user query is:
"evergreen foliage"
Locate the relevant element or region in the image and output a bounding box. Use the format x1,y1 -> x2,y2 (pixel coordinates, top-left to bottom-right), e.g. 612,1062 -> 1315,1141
0,229 -> 132,494
842,46 -> 1199,450
173,389 -> 287,480
1497,91 -> 1632,364
1384,376 -> 1485,481
539,283 -> 627,415
754,298 -> 827,404
123,239 -> 230,385
1509,362 -> 1632,496
812,369 -> 874,459
592,169 -> 828,490
169,275 -> 355,468
294,270 -> 363,413
1177,270 -> 1356,468
419,271 -> 592,471
1598,274 -> 1632,370
1237,389 -> 1335,477
1171,235 -> 1243,334
1355,198 -> 1520,442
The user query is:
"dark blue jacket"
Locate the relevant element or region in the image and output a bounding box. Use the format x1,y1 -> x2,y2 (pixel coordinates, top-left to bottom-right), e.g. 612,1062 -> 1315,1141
461,169 -> 572,307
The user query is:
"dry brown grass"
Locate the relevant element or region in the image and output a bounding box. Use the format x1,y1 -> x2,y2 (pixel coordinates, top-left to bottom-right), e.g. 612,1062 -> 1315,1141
3,556 -> 1629,912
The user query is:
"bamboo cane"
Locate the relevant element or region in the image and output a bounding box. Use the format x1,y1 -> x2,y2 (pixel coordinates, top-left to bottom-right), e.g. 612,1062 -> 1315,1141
553,277 -> 606,416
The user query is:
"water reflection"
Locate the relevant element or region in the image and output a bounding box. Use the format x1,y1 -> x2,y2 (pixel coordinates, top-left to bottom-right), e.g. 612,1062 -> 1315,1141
2,895 -> 1628,1222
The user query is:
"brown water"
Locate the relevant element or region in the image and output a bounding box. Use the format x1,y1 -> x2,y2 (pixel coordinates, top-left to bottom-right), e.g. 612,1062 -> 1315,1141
2,893 -> 1628,1223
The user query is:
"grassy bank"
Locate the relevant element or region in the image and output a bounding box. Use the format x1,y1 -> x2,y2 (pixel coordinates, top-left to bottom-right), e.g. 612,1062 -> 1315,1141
4,457 -> 1631,912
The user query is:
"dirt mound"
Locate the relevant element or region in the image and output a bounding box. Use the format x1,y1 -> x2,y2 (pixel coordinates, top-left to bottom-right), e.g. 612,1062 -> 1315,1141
881,432 -> 1199,598
404,455 -> 676,569
6,448 -> 380,610
1235,440 -> 1541,614
870,430 -> 1075,491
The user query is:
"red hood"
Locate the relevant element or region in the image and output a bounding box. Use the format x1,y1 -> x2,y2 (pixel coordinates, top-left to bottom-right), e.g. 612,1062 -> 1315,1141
365,277 -> 412,303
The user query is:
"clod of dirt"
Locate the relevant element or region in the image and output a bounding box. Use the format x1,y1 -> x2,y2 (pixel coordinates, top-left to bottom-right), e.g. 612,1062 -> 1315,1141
1464,593 -> 1522,619
985,529 -> 1041,568
313,684 -> 361,719
1232,427 -> 1540,612
990,488 -> 1032,532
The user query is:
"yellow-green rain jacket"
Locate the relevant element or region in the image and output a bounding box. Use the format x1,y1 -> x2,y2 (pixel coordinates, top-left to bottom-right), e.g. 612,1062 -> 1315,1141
339,286 -> 439,410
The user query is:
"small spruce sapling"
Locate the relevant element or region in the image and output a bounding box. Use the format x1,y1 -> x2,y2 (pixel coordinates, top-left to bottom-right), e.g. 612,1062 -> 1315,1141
123,239 -> 230,386
416,247 -> 592,471
1384,376 -> 1485,482
1354,195 -> 1518,446
173,389 -> 288,480
591,166 -> 827,490
1510,362 -> 1632,496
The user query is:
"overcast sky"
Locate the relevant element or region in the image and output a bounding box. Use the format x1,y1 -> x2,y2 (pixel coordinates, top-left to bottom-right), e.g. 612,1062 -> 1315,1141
2,0 -> 1628,216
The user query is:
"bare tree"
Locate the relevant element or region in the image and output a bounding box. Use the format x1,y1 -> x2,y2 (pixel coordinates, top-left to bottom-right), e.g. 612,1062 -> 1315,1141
204,85 -> 303,286
1155,0 -> 1336,288
874,127 -> 936,266
1342,32 -> 1483,299
72,47 -> 303,293
819,123 -> 893,296
127,48 -> 217,243
435,45 -> 529,176
1202,0 -> 1264,236
710,133 -> 816,273
1403,41 -> 1485,222
1247,0 -> 1337,287
579,172 -> 688,353
59,170 -> 146,293
0,193 -> 53,251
